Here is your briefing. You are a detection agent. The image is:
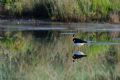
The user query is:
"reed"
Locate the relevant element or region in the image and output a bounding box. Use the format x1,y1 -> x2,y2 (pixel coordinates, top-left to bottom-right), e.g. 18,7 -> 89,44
0,0 -> 119,21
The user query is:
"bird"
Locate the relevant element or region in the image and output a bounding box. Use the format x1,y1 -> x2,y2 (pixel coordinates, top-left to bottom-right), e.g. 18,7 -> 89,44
72,51 -> 87,62
73,38 -> 87,46
73,35 -> 87,46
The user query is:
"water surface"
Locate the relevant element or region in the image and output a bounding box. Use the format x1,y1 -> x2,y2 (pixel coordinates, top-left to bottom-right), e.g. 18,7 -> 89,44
0,20 -> 120,80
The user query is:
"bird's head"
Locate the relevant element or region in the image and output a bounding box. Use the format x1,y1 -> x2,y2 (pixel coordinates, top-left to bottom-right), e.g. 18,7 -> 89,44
72,55 -> 76,59
73,38 -> 75,42
72,34 -> 75,42
73,34 -> 75,37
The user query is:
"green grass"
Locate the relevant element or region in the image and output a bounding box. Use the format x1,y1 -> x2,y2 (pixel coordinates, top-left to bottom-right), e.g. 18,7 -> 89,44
0,0 -> 120,21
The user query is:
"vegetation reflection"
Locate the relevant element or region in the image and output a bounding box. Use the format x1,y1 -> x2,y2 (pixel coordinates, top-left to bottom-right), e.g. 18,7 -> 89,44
0,31 -> 120,80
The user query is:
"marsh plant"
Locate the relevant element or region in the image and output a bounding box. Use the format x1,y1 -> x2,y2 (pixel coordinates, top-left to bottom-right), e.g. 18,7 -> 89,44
0,0 -> 120,21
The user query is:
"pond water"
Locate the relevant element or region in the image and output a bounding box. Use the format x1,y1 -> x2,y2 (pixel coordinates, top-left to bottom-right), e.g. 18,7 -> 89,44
0,20 -> 120,80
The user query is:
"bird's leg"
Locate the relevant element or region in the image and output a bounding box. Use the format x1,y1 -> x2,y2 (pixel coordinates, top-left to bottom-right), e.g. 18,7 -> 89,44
78,46 -> 80,50
74,46 -> 77,51
74,46 -> 75,51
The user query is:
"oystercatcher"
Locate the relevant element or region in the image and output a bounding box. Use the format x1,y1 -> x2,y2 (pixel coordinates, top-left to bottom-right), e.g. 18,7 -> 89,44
72,51 -> 87,62
73,35 -> 87,46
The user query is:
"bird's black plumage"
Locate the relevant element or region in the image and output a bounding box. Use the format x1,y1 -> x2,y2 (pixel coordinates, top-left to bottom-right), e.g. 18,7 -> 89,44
72,54 -> 87,59
73,38 -> 87,43
72,51 -> 87,60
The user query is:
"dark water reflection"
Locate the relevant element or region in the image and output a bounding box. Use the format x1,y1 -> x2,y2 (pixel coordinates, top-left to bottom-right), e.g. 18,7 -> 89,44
0,21 -> 120,80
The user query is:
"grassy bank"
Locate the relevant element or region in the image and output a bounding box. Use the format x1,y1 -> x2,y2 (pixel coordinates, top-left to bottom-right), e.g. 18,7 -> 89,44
0,31 -> 120,80
0,0 -> 120,22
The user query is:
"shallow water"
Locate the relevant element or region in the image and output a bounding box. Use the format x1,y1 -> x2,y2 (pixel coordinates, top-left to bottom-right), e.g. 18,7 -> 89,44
0,20 -> 120,80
